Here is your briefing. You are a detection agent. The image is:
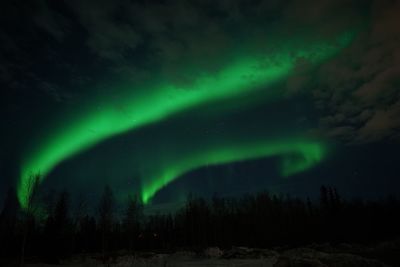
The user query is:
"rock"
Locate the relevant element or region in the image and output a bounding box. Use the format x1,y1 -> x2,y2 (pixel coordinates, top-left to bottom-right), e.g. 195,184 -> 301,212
320,253 -> 389,267
258,248 -> 280,258
274,257 -> 327,267
169,250 -> 196,260
282,248 -> 329,260
222,246 -> 279,259
204,247 -> 223,258
223,246 -> 253,259
275,248 -> 389,267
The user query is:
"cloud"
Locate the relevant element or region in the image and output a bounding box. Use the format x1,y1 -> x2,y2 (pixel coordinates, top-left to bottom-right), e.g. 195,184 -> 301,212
33,0 -> 70,42
66,0 -> 142,61
1,0 -> 395,146
2,0 -> 363,81
357,101 -> 400,142
64,0 -> 361,72
304,0 -> 400,144
39,81 -> 72,102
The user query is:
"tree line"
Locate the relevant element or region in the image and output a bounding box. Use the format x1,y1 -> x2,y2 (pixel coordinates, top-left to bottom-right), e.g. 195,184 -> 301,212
1,179 -> 400,264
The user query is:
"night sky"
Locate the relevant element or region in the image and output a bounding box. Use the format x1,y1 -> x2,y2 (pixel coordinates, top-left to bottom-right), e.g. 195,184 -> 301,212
1,0 -> 400,212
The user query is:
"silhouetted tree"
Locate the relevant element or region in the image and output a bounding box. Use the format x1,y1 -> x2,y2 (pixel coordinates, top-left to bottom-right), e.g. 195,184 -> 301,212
320,186 -> 329,208
0,187 -> 20,258
20,174 -> 40,267
55,191 -> 72,257
1,183 -> 400,262
123,195 -> 143,252
98,185 -> 114,260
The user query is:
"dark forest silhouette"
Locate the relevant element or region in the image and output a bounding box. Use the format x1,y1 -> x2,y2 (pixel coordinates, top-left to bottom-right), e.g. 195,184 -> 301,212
1,183 -> 400,264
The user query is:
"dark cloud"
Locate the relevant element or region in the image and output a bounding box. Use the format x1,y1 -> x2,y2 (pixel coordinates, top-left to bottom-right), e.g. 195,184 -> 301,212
0,0 -> 393,147
33,0 -> 70,42
292,0 -> 400,144
39,81 -> 73,102
60,0 -> 364,80
66,0 -> 142,61
1,0 -> 364,88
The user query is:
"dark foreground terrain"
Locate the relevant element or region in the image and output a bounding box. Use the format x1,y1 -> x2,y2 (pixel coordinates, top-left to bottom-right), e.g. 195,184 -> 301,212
8,239 -> 398,267
2,186 -> 400,266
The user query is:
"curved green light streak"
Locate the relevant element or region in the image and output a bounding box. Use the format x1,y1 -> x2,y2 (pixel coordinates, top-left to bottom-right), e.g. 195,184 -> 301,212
18,32 -> 353,209
141,139 -> 325,204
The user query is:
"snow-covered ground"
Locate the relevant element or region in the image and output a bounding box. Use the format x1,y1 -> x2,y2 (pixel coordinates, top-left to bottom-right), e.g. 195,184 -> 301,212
28,258 -> 275,267
24,240 -> 400,267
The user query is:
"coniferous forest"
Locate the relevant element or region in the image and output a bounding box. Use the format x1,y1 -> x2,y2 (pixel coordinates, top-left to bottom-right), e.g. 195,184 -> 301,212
1,183 -> 400,265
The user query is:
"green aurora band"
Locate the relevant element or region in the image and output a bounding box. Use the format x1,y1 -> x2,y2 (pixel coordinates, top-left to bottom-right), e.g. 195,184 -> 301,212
141,139 -> 325,204
18,32 -> 354,208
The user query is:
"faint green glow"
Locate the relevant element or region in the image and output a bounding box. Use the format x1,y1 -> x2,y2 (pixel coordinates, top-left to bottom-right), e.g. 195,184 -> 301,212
18,32 -> 353,209
141,139 -> 325,203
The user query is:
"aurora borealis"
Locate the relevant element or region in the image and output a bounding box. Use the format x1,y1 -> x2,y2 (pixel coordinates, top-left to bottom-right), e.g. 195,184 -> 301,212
17,32 -> 352,208
140,139 -> 326,204
2,0 -> 400,212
